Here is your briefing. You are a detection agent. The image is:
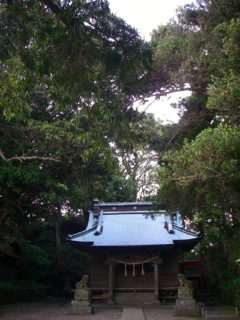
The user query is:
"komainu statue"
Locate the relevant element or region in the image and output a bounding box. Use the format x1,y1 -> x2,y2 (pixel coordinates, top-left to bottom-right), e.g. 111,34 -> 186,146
178,273 -> 192,288
178,273 -> 193,300
71,274 -> 92,315
76,275 -> 89,289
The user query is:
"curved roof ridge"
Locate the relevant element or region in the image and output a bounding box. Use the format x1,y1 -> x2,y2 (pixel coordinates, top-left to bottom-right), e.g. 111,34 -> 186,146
100,201 -> 153,206
67,226 -> 97,240
103,210 -> 165,215
172,223 -> 199,237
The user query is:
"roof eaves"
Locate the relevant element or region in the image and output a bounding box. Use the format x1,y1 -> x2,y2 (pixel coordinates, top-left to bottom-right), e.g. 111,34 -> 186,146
91,244 -> 174,248
67,226 -> 97,240
100,202 -> 153,207
103,210 -> 165,215
173,223 -> 200,237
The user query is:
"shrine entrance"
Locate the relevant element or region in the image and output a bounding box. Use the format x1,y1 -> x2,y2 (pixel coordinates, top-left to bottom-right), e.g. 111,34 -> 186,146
106,255 -> 162,304
69,200 -> 201,306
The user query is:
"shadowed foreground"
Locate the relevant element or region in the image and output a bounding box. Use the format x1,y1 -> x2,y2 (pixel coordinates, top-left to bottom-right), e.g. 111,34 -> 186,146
0,297 -> 238,320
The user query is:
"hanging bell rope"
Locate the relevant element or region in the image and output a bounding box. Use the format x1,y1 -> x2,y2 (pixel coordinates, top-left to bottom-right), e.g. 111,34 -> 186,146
124,264 -> 128,276
133,264 -> 136,276
141,264 -> 145,275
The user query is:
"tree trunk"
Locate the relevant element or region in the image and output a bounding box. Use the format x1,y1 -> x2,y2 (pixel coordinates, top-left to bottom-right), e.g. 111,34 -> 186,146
55,209 -> 64,266
0,210 -> 8,225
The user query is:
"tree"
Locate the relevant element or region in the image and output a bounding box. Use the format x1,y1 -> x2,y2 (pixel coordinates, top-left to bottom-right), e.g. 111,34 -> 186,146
0,0 -> 152,223
109,113 -> 163,200
158,125 -> 240,211
207,18 -> 240,125
152,0 -> 240,286
0,0 -> 153,278
157,125 -> 240,279
137,0 -> 240,155
0,0 -> 152,121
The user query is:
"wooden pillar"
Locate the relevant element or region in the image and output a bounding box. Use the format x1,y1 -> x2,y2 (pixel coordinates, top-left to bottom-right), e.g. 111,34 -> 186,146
153,258 -> 163,302
108,262 -> 115,304
154,261 -> 159,302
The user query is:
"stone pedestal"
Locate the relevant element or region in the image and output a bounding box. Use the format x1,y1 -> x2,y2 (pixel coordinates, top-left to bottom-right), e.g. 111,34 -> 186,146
74,288 -> 91,301
178,285 -> 193,300
174,299 -> 200,317
70,288 -> 92,315
174,274 -> 201,317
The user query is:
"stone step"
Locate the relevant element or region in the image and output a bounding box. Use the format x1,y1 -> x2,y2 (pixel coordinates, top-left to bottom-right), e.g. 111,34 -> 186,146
121,307 -> 145,320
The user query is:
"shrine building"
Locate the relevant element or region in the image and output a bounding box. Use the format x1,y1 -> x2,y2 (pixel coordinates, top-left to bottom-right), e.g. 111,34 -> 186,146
68,200 -> 201,304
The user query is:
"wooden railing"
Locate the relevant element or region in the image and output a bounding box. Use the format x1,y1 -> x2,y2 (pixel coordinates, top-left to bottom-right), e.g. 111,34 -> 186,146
90,286 -> 178,301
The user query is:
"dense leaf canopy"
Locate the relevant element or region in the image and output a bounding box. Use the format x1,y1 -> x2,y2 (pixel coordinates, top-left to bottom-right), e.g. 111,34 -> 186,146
0,0 -> 153,223
153,0 -> 240,280
1,0 -> 240,289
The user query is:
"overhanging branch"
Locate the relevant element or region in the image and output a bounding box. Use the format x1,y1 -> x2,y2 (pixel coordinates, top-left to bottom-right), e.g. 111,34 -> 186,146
0,148 -> 60,163
38,0 -> 70,28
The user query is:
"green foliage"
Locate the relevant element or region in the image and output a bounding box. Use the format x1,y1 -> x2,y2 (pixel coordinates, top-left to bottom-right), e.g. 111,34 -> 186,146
57,244 -> 89,273
14,280 -> 46,291
158,125 -> 240,218
20,240 -> 50,267
207,18 -> 240,125
0,0 -> 152,120
0,0 -> 153,233
0,282 -> 15,291
16,240 -> 51,281
181,250 -> 201,261
221,278 -> 240,290
149,0 -> 240,289
0,281 -> 46,304
103,176 -> 138,202
2,0 -> 240,292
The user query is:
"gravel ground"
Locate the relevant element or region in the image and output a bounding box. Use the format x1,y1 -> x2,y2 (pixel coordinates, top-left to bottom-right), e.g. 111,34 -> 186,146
0,298 -> 120,320
0,297 -> 237,320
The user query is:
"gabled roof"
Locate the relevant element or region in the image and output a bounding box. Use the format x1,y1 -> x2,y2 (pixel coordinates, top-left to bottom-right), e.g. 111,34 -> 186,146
68,201 -> 200,248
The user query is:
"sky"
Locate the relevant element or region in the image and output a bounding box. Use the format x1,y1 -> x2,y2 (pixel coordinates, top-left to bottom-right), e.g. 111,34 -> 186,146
109,0 -> 192,41
108,0 -> 194,122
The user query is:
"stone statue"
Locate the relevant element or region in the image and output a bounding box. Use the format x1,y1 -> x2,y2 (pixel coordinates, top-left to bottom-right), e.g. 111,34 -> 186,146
70,275 -> 92,315
177,273 -> 193,300
178,273 -> 192,288
174,273 -> 200,316
76,275 -> 89,289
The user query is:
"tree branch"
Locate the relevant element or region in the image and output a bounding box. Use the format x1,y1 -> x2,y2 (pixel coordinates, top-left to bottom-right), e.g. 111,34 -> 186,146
38,0 -> 70,28
0,148 -> 60,162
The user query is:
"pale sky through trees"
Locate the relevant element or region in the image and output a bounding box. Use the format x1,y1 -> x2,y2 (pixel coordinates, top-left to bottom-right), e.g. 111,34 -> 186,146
108,0 -> 193,40
108,0 -> 194,123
